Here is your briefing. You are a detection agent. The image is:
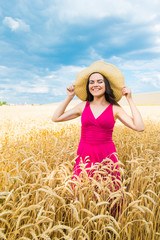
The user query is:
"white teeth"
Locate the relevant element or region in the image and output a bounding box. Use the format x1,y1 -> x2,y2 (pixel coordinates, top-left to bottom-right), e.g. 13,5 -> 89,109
92,89 -> 100,91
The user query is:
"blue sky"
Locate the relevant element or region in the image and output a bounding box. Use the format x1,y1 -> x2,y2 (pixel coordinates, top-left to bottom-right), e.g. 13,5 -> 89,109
0,0 -> 160,104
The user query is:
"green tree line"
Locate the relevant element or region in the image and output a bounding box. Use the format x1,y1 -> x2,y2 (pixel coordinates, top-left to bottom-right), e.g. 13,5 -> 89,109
0,101 -> 7,106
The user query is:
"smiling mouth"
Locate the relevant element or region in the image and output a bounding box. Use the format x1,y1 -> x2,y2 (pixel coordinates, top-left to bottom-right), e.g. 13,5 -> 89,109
92,88 -> 101,91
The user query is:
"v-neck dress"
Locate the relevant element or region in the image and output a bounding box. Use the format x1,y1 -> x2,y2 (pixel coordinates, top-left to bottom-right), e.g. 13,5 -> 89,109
72,101 -> 120,185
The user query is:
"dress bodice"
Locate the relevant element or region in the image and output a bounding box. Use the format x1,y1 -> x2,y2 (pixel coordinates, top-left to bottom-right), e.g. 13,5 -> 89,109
80,101 -> 115,144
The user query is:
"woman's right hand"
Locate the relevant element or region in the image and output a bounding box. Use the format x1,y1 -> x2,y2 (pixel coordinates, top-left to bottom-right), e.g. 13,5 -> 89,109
66,84 -> 75,98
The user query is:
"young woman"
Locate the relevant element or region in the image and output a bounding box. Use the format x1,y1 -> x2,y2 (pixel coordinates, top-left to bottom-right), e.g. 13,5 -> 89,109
52,61 -> 144,189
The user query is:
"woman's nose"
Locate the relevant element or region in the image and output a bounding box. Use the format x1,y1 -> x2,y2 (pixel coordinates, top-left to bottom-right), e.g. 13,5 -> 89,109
93,81 -> 98,86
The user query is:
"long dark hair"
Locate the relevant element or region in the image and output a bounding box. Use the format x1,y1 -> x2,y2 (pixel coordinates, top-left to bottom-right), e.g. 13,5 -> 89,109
86,72 -> 119,106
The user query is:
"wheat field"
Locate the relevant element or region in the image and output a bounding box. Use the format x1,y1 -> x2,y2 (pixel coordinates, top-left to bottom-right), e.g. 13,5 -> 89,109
0,104 -> 160,240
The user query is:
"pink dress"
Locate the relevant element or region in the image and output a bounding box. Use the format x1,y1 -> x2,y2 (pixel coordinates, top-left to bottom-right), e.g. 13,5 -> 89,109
72,101 -> 120,188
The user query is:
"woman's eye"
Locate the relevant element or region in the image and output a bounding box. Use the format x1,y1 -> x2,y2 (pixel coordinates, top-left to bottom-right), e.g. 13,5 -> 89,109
89,80 -> 104,84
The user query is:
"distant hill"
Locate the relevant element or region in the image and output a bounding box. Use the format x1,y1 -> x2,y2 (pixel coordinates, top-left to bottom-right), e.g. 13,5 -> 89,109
119,92 -> 160,105
46,92 -> 160,107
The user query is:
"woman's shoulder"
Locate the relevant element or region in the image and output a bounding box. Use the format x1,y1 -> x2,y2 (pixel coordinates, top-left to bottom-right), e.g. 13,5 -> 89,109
112,103 -> 123,111
112,103 -> 122,121
75,101 -> 87,115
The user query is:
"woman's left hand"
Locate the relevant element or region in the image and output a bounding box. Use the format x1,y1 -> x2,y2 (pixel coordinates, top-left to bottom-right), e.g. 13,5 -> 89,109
121,85 -> 132,100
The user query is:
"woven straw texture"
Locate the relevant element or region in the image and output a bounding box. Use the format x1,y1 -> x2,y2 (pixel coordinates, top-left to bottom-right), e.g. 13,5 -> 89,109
74,60 -> 125,102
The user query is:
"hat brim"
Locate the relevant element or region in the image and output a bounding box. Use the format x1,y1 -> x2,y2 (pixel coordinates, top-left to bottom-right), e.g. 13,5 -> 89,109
74,60 -> 125,102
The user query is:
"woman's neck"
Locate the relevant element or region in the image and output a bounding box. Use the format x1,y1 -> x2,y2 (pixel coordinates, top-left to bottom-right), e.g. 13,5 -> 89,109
92,96 -> 108,105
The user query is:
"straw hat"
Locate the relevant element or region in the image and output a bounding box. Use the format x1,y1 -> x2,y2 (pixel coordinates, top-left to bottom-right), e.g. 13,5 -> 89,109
74,60 -> 125,102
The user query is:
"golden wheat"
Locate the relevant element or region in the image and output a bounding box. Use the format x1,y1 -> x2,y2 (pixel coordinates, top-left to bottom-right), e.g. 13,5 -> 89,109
0,105 -> 160,239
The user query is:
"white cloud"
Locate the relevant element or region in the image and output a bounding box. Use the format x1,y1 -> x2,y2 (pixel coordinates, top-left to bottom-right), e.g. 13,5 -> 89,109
14,84 -> 49,93
109,56 -> 123,63
0,64 -> 84,97
155,38 -> 160,44
45,64 -> 87,96
0,66 -> 8,70
118,58 -> 160,71
139,72 -> 160,88
3,17 -> 30,32
57,0 -> 128,22
89,47 -> 104,61
153,24 -> 160,33
0,66 -> 9,76
0,77 -> 49,94
49,64 -> 85,97
125,47 -> 160,57
101,55 -> 160,92
45,65 -> 85,85
51,0 -> 160,24
52,88 -> 66,96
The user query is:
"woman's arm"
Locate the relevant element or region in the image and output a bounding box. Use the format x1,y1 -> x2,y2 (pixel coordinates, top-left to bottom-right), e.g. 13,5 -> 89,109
51,84 -> 85,122
115,86 -> 145,132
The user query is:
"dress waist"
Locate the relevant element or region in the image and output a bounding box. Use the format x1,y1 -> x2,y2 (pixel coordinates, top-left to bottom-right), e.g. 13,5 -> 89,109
80,126 -> 113,145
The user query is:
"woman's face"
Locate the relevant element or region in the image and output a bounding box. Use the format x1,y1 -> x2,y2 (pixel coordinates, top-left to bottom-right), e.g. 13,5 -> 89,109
88,73 -> 106,98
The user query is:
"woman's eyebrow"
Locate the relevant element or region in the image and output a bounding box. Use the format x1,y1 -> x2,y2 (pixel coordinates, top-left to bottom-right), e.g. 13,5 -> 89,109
89,79 -> 104,81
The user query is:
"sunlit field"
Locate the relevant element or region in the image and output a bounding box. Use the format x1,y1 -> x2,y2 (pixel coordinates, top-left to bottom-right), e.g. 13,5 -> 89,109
0,104 -> 160,240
